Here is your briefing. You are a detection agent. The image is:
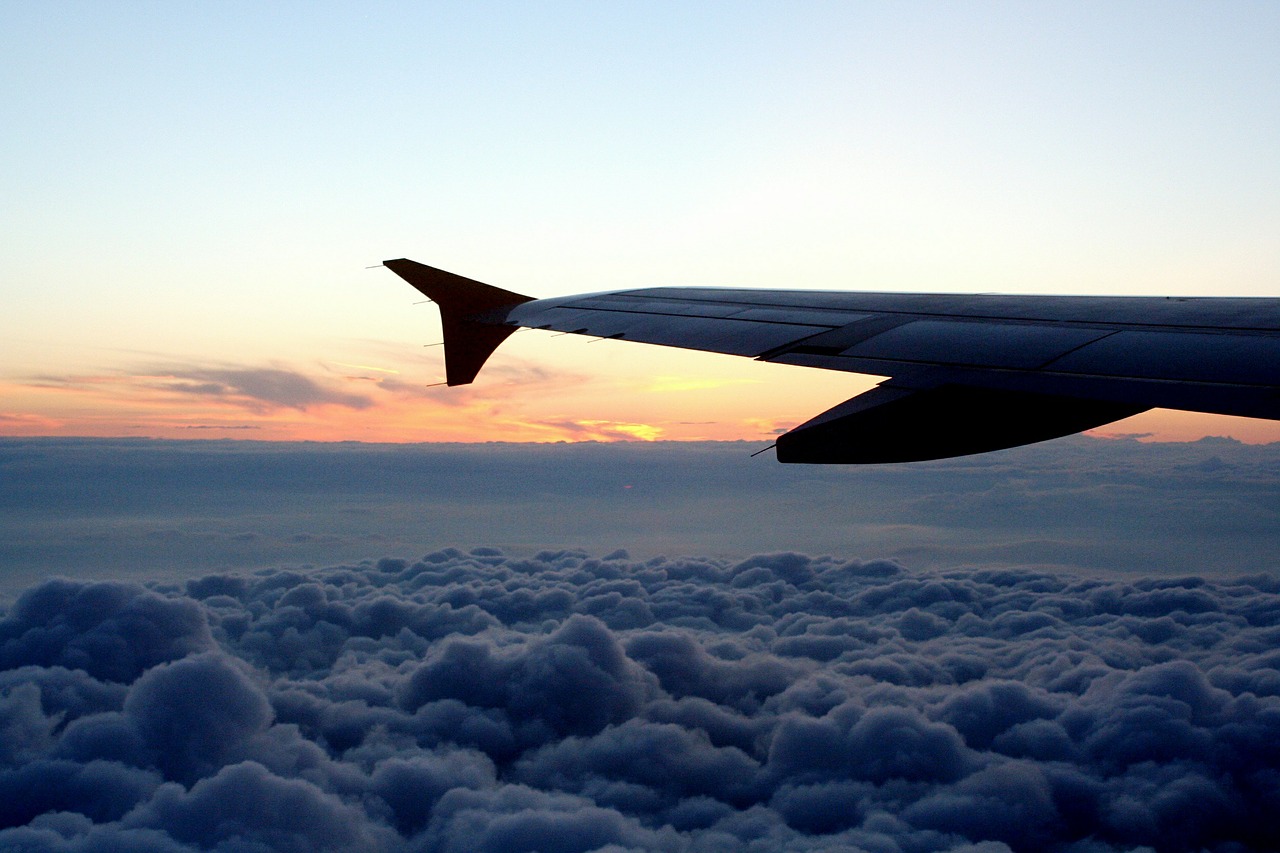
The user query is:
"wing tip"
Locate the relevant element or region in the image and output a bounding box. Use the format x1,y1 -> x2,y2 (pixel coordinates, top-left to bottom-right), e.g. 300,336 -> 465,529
385,259 -> 534,386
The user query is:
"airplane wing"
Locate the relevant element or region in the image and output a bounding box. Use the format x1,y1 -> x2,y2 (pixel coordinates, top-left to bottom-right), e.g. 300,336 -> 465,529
384,258 -> 1280,463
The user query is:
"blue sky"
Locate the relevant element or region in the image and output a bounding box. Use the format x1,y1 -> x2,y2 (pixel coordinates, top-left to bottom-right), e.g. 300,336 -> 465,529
3,2 -> 1279,441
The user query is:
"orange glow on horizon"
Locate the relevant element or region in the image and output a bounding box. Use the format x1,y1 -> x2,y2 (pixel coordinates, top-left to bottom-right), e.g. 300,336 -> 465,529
3,348 -> 1279,447
1087,409 -> 1280,445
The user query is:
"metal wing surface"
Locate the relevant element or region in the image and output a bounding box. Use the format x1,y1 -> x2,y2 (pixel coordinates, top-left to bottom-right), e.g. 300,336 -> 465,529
385,259 -> 1280,463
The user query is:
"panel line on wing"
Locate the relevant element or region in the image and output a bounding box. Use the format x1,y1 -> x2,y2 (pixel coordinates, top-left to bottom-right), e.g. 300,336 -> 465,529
556,298 -> 858,327
576,289 -> 1280,332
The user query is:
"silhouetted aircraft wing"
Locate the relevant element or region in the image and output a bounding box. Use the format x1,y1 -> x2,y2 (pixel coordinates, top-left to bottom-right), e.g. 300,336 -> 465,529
384,259 -> 1280,463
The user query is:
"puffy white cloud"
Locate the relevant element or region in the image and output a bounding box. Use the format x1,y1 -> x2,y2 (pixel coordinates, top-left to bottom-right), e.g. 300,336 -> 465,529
1,549 -> 1279,850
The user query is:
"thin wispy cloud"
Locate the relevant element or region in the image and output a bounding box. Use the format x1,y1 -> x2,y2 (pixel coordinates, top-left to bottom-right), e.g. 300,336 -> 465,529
325,361 -> 401,375
150,366 -> 374,411
6,354 -> 779,444
0,413 -> 62,431
23,364 -> 373,413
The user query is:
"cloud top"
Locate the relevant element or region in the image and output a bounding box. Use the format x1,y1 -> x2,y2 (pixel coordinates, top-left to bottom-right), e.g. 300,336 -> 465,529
2,550 -> 1280,850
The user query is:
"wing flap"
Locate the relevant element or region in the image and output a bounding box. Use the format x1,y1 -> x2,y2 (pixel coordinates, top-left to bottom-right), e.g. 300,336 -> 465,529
1048,330 -> 1280,385
842,320 -> 1115,369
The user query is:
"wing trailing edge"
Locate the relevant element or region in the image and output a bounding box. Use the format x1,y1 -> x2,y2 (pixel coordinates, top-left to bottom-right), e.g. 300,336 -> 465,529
775,382 -> 1147,463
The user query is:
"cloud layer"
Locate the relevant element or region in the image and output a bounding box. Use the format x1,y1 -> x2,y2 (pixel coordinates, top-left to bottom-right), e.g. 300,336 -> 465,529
3,550 -> 1280,851
3,436 -> 1278,590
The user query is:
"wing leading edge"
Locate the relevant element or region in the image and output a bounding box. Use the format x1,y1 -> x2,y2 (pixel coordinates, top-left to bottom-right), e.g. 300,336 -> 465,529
384,258 -> 1280,463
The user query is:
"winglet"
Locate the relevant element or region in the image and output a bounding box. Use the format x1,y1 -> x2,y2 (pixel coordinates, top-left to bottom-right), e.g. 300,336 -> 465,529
383,259 -> 535,386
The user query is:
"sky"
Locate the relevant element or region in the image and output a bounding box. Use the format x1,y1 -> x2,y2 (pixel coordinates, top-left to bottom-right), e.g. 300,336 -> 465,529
3,1 -> 1280,444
